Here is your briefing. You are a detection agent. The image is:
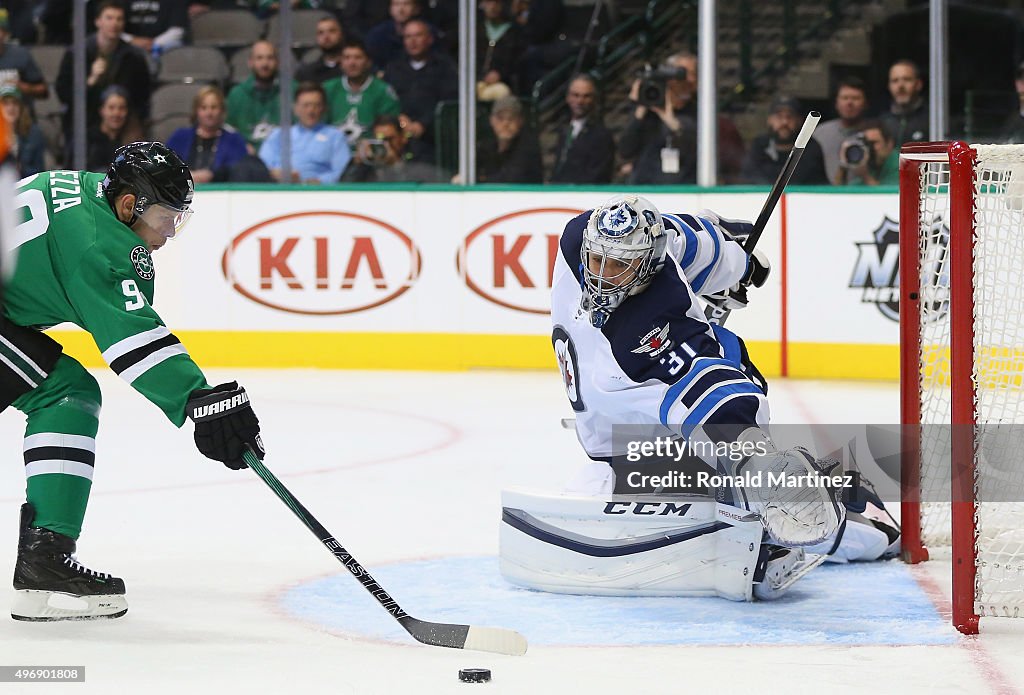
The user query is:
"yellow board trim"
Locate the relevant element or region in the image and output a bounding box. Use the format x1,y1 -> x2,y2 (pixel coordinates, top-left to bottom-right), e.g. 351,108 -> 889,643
787,342 -> 899,380
50,330 -> 895,379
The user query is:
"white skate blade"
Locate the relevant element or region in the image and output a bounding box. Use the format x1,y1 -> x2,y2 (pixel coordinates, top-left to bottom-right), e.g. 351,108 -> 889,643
12,590 -> 127,622
753,551 -> 826,601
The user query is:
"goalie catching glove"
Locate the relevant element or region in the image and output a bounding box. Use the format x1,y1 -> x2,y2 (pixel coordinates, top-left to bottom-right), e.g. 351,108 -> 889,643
186,382 -> 264,470
702,248 -> 771,313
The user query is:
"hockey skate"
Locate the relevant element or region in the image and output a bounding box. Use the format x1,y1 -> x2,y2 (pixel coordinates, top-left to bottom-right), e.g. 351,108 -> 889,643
12,504 -> 127,621
752,545 -> 826,601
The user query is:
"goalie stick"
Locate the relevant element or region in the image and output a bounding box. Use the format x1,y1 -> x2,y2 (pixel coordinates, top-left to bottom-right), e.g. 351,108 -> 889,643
242,447 -> 528,656
704,110 -> 821,327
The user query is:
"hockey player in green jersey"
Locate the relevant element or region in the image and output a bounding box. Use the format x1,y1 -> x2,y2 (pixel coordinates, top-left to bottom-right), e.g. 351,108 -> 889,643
2,142 -> 265,621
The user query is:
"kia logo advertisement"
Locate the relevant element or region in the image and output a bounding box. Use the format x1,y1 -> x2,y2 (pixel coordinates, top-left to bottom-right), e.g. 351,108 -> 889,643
457,208 -> 582,315
223,211 -> 421,315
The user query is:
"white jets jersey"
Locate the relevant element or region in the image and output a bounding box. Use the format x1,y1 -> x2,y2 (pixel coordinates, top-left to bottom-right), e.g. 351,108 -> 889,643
551,210 -> 771,460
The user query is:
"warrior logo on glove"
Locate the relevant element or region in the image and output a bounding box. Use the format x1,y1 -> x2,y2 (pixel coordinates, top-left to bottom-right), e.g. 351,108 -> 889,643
186,382 -> 264,470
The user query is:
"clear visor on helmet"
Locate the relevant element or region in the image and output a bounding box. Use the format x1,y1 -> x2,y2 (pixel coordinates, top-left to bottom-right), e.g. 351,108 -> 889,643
136,202 -> 193,239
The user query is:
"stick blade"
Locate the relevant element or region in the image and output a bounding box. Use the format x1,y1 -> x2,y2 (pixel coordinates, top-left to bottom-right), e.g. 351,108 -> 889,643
463,625 -> 529,656
402,617 -> 528,655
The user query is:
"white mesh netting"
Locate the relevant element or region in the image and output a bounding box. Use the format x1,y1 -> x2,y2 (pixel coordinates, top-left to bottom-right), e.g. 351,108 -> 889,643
915,144 -> 1024,617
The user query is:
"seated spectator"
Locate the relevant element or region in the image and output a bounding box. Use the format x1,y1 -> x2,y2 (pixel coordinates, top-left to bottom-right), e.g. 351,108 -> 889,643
1001,62 -> 1024,144
0,10 -> 48,105
0,85 -> 45,177
813,76 -> 871,184
384,18 -> 457,158
226,40 -> 296,149
295,15 -> 346,84
259,82 -> 351,184
323,39 -> 401,146
55,1 -> 152,135
834,120 -> 898,186
367,0 -> 424,70
167,85 -> 270,183
668,52 -> 745,183
619,53 -> 698,184
477,96 -> 541,183
549,74 -> 614,184
881,59 -> 928,147
122,0 -> 188,55
342,113 -> 441,182
477,0 -> 526,100
742,96 -> 828,185
85,85 -> 143,172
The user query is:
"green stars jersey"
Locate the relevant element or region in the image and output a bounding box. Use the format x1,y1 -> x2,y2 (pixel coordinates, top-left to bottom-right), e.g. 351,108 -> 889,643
3,170 -> 209,426
323,75 -> 401,145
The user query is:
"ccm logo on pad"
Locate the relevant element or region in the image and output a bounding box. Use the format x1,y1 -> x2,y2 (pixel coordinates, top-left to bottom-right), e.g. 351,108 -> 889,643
603,502 -> 693,516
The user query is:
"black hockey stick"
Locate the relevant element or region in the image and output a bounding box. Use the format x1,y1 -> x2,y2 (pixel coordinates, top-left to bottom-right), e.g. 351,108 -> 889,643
242,447 -> 528,655
705,111 -> 821,327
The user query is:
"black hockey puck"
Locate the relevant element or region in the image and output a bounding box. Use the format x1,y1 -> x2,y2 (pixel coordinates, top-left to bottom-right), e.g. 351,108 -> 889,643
458,668 -> 491,683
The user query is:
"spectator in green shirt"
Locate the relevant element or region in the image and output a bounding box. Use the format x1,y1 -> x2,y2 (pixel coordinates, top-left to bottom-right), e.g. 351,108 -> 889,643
835,120 -> 898,186
323,39 -> 401,147
225,40 -> 296,148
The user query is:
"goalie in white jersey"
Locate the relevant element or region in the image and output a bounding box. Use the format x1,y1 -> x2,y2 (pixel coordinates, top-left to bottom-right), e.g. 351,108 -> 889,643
500,195 -> 898,601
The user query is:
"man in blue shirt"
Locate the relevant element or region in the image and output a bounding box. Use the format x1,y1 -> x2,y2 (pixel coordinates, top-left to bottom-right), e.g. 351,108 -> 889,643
259,82 -> 351,184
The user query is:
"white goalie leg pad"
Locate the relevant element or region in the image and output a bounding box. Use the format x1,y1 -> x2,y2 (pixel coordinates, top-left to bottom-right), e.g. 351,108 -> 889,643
12,590 -> 128,621
806,514 -> 896,563
500,488 -> 764,601
733,429 -> 846,547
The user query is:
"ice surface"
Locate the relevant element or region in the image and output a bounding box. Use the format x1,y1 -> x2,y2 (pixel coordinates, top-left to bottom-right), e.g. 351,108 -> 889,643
0,370 -> 1021,694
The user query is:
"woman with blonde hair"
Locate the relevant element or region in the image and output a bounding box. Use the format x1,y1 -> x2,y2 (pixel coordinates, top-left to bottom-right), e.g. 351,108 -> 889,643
0,85 -> 46,176
167,84 -> 267,182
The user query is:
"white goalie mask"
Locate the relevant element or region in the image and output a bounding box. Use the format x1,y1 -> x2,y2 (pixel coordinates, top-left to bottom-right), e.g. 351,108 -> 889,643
580,194 -> 668,327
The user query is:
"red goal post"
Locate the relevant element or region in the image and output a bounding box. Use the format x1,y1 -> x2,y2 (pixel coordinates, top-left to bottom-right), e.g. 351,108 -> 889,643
900,141 -> 1024,635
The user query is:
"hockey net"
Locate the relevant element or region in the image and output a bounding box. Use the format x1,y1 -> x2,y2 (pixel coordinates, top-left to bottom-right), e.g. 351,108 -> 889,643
901,141 -> 1024,634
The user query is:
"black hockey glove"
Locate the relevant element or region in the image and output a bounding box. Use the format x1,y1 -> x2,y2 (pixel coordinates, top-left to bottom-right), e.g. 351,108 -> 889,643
702,248 -> 771,312
186,382 -> 264,470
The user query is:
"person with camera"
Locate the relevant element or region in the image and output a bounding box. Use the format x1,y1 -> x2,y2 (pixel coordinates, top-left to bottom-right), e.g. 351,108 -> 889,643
741,95 -> 828,185
834,120 -> 897,187
812,76 -> 871,185
341,113 -> 441,183
618,53 -> 698,184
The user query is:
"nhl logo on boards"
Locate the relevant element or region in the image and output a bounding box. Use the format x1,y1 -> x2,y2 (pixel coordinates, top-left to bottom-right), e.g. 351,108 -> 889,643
631,322 -> 672,357
849,216 -> 948,322
130,245 -> 154,281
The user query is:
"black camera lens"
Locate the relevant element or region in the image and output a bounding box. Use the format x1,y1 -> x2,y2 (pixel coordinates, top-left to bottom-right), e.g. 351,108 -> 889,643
845,143 -> 866,165
640,83 -> 663,106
